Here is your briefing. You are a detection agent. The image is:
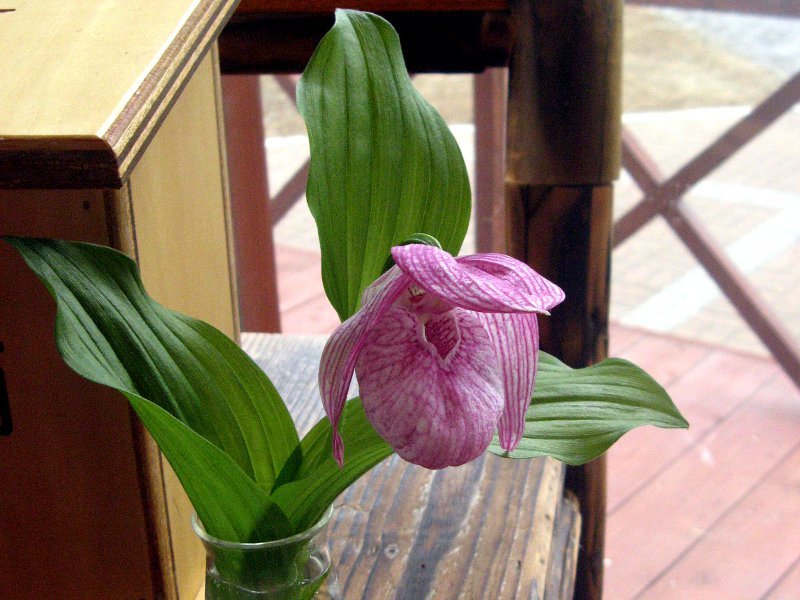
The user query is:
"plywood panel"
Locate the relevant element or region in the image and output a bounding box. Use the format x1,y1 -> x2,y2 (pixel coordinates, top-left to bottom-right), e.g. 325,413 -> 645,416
0,190 -> 157,599
129,51 -> 237,336
0,0 -> 238,189
126,48 -> 236,600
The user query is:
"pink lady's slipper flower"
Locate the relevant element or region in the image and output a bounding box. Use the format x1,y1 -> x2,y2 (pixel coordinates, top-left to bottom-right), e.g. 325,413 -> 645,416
319,244 -> 565,470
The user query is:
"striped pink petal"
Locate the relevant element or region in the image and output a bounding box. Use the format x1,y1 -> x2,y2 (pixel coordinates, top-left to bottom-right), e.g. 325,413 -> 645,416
318,268 -> 410,466
392,244 -> 559,314
478,312 -> 540,452
355,304 -> 503,469
457,253 -> 565,312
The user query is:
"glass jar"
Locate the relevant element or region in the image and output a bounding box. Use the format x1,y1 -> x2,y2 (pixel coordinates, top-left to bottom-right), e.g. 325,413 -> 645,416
191,507 -> 341,599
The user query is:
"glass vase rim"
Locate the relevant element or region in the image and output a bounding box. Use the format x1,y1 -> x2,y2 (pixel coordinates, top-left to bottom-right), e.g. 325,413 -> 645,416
191,504 -> 334,550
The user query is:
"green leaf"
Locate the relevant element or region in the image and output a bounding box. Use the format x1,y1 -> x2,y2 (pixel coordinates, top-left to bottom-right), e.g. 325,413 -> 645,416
128,393 -> 292,541
297,9 -> 471,320
5,237 -> 300,539
381,232 -> 443,274
272,397 -> 393,531
488,351 -> 689,465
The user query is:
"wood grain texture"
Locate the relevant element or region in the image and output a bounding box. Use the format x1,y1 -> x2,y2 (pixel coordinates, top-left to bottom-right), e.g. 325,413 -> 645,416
545,492 -> 581,600
504,2 -> 623,587
0,191 -> 158,599
219,10 -> 511,74
506,0 -> 622,185
124,51 -> 238,600
641,442 -> 800,598
504,183 -> 615,600
606,373 -> 800,598
607,344 -> 777,512
128,53 -> 238,338
236,1 -> 509,13
0,0 -> 238,189
240,334 -> 580,599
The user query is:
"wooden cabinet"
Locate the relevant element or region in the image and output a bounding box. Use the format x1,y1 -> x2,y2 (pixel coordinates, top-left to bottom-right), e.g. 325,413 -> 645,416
0,2 -> 238,597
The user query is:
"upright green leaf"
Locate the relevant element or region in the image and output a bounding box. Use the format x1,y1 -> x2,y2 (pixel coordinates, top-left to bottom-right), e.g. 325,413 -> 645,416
6,237 -> 300,537
128,394 -> 292,541
272,397 -> 393,531
298,9 -> 472,320
488,351 -> 689,464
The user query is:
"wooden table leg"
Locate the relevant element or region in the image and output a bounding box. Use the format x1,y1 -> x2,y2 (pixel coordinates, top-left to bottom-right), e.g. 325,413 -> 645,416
506,1 -> 622,598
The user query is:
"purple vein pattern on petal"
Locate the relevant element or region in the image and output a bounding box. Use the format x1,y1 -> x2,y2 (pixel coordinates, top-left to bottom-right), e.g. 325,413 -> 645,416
318,268 -> 410,466
458,253 -> 565,311
392,244 -> 558,314
478,312 -> 540,452
355,304 -> 503,469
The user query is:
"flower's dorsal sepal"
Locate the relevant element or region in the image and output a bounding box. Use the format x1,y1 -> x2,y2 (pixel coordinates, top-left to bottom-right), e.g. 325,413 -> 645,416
487,351 -> 689,465
381,233 -> 443,274
298,10 -> 471,322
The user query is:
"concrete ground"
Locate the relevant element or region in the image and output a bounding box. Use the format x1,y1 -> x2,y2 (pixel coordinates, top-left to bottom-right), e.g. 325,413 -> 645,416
263,6 -> 800,359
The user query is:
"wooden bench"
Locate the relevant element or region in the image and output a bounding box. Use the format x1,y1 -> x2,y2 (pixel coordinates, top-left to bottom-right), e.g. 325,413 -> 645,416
242,333 -> 581,599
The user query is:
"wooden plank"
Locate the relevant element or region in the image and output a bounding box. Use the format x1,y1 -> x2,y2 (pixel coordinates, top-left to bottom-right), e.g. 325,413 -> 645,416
128,52 -> 238,337
236,1 -> 509,13
219,11 -> 512,74
274,246 -> 329,313
766,559 -> 800,599
667,202 -> 800,390
0,191 -> 158,599
474,67 -> 507,253
273,245 -> 339,335
608,347 -> 779,511
241,334 -> 577,599
125,51 -> 237,600
605,373 -> 800,598
608,323 -> 646,355
281,296 -> 342,335
545,492 -> 582,600
641,441 -> 800,598
0,0 -> 239,189
612,332 -> 712,391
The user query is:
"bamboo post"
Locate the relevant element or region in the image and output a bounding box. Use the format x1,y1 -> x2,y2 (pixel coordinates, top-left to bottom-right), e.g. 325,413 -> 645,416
505,1 -> 623,598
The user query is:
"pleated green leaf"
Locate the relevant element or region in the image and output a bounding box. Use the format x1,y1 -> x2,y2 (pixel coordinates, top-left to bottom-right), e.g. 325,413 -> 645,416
6,237 -> 299,540
488,351 -> 689,464
297,9 -> 472,321
127,394 -> 292,541
272,397 -> 393,531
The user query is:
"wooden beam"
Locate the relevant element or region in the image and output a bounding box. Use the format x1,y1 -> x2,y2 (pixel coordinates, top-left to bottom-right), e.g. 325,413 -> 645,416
474,68 -> 508,253
506,2 -> 622,597
615,72 -> 800,247
666,202 -> 800,390
219,11 -> 511,74
221,74 -> 281,332
236,0 -> 509,12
